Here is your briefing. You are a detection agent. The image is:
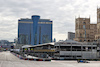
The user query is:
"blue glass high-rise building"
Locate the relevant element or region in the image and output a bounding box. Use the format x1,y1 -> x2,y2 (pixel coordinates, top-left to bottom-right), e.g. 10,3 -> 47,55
18,15 -> 52,45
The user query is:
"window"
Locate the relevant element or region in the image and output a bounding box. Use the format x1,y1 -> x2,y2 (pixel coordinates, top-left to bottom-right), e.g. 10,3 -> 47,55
80,40 -> 82,42
80,33 -> 82,37
87,34 -> 89,38
88,40 -> 90,42
67,43 -> 71,44
83,22 -> 86,24
83,18 -> 85,20
84,40 -> 86,41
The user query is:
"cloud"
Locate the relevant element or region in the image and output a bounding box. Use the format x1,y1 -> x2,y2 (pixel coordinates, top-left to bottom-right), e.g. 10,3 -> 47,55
0,0 -> 100,41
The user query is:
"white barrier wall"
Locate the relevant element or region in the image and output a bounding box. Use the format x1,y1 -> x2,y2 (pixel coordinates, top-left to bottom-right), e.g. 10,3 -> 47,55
60,50 -> 97,59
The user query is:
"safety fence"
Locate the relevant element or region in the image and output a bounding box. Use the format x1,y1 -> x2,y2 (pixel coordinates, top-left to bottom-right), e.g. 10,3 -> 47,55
11,52 -> 51,61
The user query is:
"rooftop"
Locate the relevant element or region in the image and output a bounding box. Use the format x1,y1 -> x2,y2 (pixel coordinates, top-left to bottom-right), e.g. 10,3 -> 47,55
22,42 -> 55,48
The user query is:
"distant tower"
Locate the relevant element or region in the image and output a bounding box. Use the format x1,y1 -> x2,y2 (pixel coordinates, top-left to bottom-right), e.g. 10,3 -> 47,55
95,8 -> 100,40
32,15 -> 40,45
54,38 -> 56,42
97,8 -> 100,23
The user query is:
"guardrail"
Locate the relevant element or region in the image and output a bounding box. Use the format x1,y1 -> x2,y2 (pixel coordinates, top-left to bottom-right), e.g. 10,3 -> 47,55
10,52 -> 51,61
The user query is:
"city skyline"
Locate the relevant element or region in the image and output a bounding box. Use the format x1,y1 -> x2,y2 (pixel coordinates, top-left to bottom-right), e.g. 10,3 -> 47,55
0,0 -> 100,41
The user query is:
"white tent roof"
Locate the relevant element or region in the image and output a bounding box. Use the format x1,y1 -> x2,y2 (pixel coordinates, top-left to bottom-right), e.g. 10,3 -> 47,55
22,45 -> 33,48
57,40 -> 80,43
22,42 -> 55,48
33,42 -> 54,47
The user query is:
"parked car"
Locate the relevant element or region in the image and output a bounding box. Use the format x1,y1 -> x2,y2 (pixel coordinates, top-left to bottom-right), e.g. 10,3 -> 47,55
77,60 -> 89,63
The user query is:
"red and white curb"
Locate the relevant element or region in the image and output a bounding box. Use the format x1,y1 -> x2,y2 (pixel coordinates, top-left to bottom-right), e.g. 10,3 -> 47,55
11,52 -> 51,61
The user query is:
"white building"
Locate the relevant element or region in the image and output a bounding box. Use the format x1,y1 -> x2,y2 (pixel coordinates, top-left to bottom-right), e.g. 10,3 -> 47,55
68,32 -> 75,40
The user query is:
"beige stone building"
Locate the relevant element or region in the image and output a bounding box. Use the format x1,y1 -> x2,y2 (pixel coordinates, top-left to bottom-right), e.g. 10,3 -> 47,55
95,8 -> 100,40
74,17 -> 97,42
74,8 -> 100,42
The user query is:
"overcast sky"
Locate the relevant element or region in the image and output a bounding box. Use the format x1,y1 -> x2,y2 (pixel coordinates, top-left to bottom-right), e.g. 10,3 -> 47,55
0,0 -> 100,42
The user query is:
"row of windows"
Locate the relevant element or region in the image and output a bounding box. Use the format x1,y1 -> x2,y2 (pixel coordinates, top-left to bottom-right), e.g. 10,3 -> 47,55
54,55 -> 81,57
95,36 -> 100,39
39,22 -> 52,24
75,33 -> 89,38
19,21 -> 52,24
76,25 -> 90,29
79,39 -> 95,42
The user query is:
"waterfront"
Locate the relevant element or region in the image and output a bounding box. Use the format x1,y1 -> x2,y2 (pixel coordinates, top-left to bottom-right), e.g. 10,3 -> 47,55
0,51 -> 100,67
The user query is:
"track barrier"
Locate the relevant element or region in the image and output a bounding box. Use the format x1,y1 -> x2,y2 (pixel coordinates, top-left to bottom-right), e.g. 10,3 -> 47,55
11,52 -> 51,61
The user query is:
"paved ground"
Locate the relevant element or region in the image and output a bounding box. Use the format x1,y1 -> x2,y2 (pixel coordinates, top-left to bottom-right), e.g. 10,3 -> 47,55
0,51 -> 100,67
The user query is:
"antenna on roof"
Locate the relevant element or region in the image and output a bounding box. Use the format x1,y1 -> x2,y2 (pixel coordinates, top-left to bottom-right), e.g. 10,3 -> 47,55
97,5 -> 99,9
89,15 -> 90,18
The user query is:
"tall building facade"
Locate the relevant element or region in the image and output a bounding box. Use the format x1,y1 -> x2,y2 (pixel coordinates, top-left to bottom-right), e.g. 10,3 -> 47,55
95,8 -> 100,40
68,32 -> 75,40
74,8 -> 100,42
74,17 -> 97,42
18,15 -> 52,45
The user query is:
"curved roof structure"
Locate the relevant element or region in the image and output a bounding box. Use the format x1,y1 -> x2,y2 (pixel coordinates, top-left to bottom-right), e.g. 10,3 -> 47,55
22,45 -> 33,48
22,42 -> 54,48
56,40 -> 81,44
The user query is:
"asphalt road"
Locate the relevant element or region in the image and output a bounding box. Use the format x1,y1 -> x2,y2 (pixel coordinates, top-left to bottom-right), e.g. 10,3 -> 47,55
0,51 -> 100,67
